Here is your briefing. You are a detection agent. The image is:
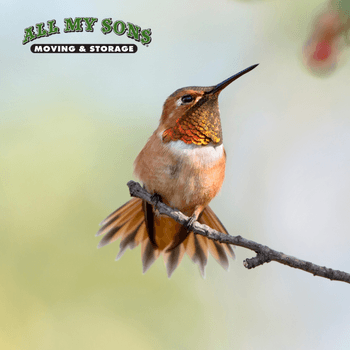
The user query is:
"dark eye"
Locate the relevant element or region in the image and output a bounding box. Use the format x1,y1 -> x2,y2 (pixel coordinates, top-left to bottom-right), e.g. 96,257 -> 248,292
181,94 -> 194,103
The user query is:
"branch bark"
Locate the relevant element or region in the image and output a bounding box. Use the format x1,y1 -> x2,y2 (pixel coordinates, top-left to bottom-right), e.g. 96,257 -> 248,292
127,180 -> 350,284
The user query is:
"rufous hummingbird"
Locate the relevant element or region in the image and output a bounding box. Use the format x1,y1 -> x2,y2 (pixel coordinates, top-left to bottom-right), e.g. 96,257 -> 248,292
97,64 -> 258,277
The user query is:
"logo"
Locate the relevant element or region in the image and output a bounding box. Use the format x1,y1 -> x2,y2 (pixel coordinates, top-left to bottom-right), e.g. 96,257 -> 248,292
22,17 -> 152,54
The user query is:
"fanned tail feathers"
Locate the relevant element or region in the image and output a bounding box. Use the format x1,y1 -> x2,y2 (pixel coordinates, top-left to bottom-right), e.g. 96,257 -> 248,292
97,198 -> 235,277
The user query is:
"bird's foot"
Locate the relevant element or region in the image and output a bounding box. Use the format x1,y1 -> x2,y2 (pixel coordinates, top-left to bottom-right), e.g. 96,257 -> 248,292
150,192 -> 162,215
151,192 -> 162,206
185,214 -> 197,232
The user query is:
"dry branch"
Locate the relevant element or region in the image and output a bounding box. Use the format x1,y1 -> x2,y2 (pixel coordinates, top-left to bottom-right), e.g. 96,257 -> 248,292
127,180 -> 350,284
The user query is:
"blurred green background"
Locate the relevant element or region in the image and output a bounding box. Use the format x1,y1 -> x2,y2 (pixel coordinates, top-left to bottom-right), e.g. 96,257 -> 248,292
1,0 -> 350,349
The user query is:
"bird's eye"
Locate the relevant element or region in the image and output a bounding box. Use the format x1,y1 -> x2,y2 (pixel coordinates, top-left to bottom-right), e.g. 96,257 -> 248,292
181,94 -> 194,104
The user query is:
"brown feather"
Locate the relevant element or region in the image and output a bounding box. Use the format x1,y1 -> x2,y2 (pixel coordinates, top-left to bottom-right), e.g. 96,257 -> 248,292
97,199 -> 234,276
165,224 -> 189,252
98,198 -> 140,227
97,201 -> 144,247
141,239 -> 160,273
203,206 -> 235,260
96,198 -> 140,237
143,200 -> 158,248
116,221 -> 144,260
162,244 -> 185,278
198,206 -> 235,270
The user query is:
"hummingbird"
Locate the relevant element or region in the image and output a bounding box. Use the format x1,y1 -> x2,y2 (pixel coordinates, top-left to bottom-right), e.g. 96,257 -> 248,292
96,64 -> 258,277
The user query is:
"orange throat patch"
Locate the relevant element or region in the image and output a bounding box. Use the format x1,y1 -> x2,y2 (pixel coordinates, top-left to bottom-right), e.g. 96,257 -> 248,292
162,116 -> 222,146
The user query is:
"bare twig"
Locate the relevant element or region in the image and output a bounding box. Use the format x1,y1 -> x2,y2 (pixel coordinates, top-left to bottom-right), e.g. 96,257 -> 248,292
127,180 -> 350,284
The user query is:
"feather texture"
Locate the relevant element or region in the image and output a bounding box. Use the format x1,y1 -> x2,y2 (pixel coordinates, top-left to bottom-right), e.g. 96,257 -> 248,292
97,198 -> 234,276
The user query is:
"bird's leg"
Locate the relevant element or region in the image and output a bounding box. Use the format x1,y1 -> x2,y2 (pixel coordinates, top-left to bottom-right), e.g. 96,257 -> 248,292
143,184 -> 162,214
165,206 -> 203,252
185,206 -> 203,232
150,192 -> 162,206
150,192 -> 162,216
185,213 -> 197,231
142,188 -> 163,249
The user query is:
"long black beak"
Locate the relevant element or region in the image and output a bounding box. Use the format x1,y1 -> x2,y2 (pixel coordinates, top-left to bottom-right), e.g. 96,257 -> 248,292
209,64 -> 259,95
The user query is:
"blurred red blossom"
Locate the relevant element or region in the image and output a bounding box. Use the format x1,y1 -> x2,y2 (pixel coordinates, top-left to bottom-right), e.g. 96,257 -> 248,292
303,0 -> 350,75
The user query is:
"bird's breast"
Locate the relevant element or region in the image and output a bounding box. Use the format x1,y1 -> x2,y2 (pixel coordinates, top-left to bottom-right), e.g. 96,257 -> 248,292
166,140 -> 225,168
134,133 -> 226,214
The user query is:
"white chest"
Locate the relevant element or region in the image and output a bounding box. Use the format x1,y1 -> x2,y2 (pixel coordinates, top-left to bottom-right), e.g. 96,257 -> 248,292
165,140 -> 224,167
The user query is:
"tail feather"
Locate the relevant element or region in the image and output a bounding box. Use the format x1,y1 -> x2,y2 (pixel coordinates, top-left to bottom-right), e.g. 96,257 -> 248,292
188,233 -> 209,277
198,206 -> 235,268
97,198 -> 140,236
195,235 -> 210,277
98,198 -> 140,227
223,242 -> 235,260
208,240 -> 229,270
97,207 -> 144,248
162,244 -> 185,278
97,198 -> 235,276
98,200 -> 130,226
116,221 -> 145,260
141,239 -> 160,273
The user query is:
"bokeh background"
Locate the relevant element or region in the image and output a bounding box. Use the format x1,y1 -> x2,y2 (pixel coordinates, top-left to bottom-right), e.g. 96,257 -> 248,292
1,0 -> 350,349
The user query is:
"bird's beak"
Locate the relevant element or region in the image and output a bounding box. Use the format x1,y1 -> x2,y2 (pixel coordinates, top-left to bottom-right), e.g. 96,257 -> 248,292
209,64 -> 259,95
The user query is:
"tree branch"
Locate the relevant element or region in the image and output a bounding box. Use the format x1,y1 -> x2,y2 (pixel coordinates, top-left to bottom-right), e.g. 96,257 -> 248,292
127,180 -> 350,284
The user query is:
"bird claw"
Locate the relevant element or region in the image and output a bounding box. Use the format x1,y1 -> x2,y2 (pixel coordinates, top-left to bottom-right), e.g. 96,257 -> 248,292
150,192 -> 162,216
186,214 -> 197,232
151,193 -> 162,206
